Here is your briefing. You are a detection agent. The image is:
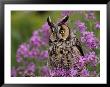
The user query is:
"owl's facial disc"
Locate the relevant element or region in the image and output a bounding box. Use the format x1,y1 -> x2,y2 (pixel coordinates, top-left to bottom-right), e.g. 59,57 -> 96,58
49,26 -> 58,42
47,15 -> 70,42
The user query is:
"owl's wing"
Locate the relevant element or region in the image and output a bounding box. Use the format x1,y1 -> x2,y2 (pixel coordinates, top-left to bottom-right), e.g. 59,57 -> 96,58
75,38 -> 84,56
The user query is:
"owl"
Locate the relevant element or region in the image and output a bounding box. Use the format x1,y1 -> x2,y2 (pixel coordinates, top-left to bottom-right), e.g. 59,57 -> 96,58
47,15 -> 84,71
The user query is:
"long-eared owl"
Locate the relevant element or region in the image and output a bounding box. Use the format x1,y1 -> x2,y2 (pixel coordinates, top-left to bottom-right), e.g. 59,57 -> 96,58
47,15 -> 84,71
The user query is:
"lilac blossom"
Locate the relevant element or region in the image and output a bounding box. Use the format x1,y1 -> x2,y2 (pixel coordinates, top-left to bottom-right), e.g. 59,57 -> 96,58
80,69 -> 89,77
16,56 -> 22,63
78,56 -> 86,67
23,71 -> 35,77
17,43 -> 29,57
38,50 -> 48,60
76,20 -> 87,32
42,22 -> 50,30
81,31 -> 98,48
16,22 -> 50,62
78,51 -> 98,67
22,62 -> 36,77
40,22 -> 50,45
29,48 -> 39,58
32,30 -> 39,36
16,43 -> 30,62
40,51 -> 48,59
85,51 -> 98,66
95,22 -> 100,29
30,35 -> 41,47
41,66 -> 50,77
26,62 -> 36,72
49,68 -> 71,77
16,66 -> 25,76
70,68 -> 78,76
85,11 -> 96,20
11,67 -> 17,77
11,63 -> 36,77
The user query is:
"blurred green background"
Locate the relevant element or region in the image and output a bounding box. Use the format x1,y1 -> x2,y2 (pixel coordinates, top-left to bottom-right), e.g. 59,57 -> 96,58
11,11 -> 100,68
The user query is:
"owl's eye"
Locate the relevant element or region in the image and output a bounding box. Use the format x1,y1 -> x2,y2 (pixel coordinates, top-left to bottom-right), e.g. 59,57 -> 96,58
60,30 -> 65,34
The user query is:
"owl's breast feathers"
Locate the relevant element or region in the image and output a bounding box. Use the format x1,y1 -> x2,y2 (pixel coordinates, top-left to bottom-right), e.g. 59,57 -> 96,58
48,34 -> 84,70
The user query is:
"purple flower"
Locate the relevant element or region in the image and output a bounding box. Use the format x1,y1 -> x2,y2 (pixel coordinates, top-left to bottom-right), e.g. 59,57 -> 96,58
78,56 -> 86,67
32,23 -> 50,45
13,64 -> 36,77
95,22 -> 100,29
41,66 -> 50,77
23,71 -> 35,77
16,55 -> 22,63
22,62 -> 36,77
78,51 -> 97,67
86,52 -> 96,61
32,30 -> 39,36
81,31 -> 98,48
85,11 -> 96,20
16,66 -> 24,76
80,69 -> 89,77
49,68 -> 64,77
41,50 -> 48,58
49,68 -> 72,77
86,52 -> 97,66
29,48 -> 39,58
40,22 -> 50,44
11,67 -> 17,77
70,68 -> 78,76
16,43 -> 30,62
38,50 -> 48,60
76,20 -> 87,32
26,62 -> 36,72
30,35 -> 41,47
17,43 -> 29,57
42,22 -> 50,31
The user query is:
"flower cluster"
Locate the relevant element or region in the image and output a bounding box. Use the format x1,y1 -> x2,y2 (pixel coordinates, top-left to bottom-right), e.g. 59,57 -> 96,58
41,66 -> 50,77
39,51 -> 98,77
75,12 -> 99,49
85,11 -> 96,20
78,51 -> 98,77
16,22 -> 50,63
95,22 -> 100,29
11,62 -> 36,77
75,20 -> 87,32
80,31 -> 99,48
12,22 -> 50,76
78,52 -> 98,67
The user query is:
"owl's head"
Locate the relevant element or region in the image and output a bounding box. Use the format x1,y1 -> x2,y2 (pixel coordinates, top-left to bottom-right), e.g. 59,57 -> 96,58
47,15 -> 70,42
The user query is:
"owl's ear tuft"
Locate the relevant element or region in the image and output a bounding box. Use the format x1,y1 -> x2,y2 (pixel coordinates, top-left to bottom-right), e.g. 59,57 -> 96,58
47,16 -> 54,27
58,15 -> 69,25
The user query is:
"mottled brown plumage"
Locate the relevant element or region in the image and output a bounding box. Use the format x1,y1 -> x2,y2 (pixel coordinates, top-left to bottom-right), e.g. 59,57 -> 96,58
47,15 -> 84,70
